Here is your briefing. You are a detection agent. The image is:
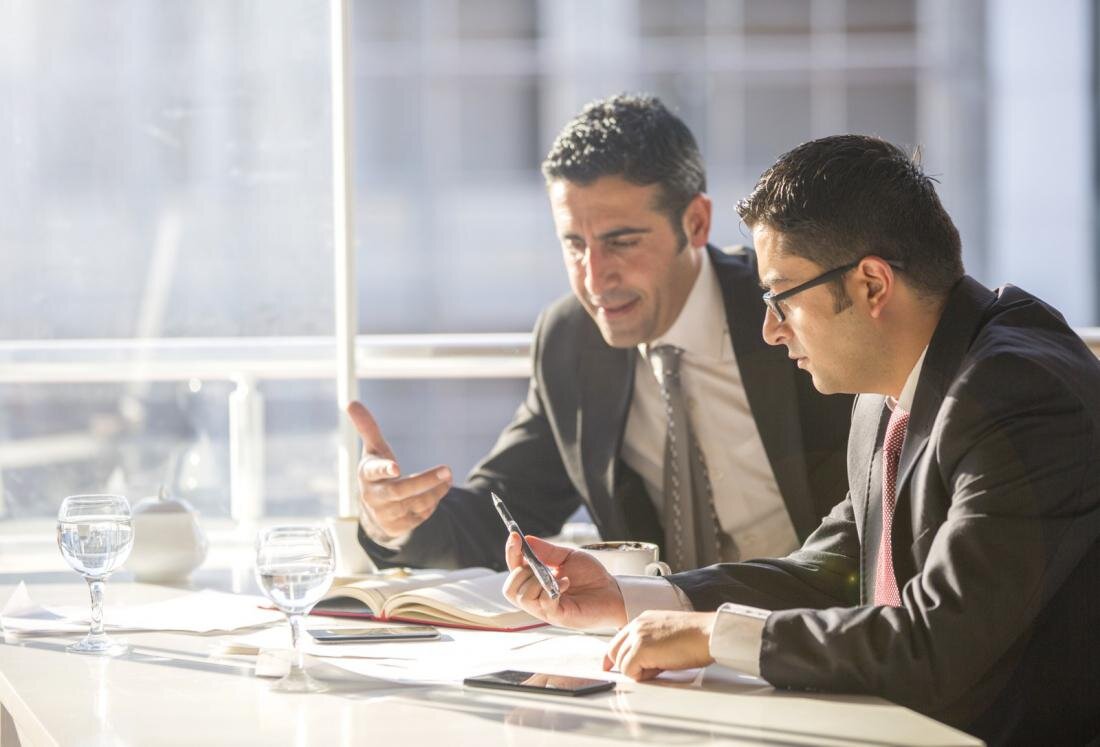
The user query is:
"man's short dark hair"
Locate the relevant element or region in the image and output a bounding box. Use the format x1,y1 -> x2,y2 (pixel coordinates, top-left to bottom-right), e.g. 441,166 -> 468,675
542,93 -> 706,242
737,134 -> 964,300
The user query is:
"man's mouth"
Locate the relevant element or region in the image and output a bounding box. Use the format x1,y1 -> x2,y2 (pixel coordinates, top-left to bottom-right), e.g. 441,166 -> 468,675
596,297 -> 640,320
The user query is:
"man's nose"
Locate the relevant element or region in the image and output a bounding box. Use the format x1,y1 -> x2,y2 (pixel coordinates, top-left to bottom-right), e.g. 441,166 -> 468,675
584,247 -> 617,296
762,306 -> 786,346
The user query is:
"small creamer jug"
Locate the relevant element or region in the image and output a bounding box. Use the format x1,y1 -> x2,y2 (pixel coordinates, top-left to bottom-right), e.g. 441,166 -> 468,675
125,487 -> 208,583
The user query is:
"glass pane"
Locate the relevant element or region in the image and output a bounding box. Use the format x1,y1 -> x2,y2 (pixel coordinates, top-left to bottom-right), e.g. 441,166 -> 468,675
356,0 -> 421,42
846,0 -> 917,34
457,77 -> 540,175
0,377 -> 529,521
0,2 -> 333,341
639,0 -> 708,37
357,76 -> 424,183
356,182 -> 564,334
846,79 -> 918,152
457,0 -> 538,40
744,81 -> 814,179
1,380 -> 232,520
354,378 -> 529,488
0,3 -> 334,523
638,73 -> 710,160
744,0 -> 812,35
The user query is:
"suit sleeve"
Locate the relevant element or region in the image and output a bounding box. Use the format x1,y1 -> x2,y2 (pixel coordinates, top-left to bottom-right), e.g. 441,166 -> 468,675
359,310 -> 583,571
755,354 -> 1099,716
670,491 -> 862,612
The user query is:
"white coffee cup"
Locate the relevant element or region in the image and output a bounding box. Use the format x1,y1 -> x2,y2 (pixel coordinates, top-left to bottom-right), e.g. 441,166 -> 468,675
325,516 -> 378,576
579,541 -> 671,576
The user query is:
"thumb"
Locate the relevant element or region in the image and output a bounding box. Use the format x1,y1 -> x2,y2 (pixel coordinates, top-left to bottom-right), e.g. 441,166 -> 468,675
346,400 -> 395,460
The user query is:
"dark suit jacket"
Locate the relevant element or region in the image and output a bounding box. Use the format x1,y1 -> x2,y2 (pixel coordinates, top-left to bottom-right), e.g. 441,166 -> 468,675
671,276 -> 1100,745
359,246 -> 852,572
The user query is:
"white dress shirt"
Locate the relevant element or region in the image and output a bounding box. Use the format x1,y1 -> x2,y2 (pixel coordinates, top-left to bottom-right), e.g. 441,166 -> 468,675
618,347 -> 929,679
621,247 -> 799,562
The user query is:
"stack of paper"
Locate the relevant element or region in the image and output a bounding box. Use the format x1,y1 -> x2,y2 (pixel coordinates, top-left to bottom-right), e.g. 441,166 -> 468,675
0,582 -> 283,635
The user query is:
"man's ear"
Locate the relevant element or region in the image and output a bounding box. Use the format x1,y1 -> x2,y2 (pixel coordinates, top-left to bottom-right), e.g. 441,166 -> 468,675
857,256 -> 896,320
682,193 -> 712,249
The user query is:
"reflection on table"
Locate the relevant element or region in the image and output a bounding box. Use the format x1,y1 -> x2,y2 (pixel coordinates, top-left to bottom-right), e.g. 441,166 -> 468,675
0,578 -> 982,747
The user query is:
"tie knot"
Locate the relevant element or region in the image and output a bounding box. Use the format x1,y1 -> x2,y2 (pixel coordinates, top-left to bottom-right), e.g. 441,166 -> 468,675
651,345 -> 684,380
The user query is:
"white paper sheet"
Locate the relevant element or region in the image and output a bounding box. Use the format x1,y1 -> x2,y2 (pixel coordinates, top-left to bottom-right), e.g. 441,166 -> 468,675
1,582 -> 283,635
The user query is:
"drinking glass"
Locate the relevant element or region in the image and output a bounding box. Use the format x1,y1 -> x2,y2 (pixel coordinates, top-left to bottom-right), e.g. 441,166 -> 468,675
254,525 -> 336,693
56,494 -> 135,656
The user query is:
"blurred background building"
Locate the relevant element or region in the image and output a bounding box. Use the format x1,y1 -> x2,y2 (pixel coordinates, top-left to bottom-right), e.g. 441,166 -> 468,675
0,0 -> 1095,524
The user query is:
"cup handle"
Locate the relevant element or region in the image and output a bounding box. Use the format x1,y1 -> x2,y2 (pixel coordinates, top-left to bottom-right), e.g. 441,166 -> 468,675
644,561 -> 671,577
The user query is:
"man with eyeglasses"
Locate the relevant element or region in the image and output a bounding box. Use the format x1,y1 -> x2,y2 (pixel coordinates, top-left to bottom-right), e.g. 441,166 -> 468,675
345,94 -> 852,573
503,134 -> 1100,744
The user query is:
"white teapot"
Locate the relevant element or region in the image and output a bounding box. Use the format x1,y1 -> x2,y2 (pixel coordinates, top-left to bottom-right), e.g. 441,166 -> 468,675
125,487 -> 208,583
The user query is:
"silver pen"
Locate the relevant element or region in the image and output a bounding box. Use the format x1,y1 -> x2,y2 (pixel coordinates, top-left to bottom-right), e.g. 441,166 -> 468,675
491,492 -> 561,600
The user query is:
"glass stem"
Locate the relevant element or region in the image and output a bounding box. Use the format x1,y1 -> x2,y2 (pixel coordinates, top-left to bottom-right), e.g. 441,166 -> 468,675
87,578 -> 106,637
288,613 -> 305,672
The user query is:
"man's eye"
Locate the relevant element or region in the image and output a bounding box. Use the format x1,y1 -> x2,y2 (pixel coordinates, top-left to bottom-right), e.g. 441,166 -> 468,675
608,238 -> 639,250
563,240 -> 585,258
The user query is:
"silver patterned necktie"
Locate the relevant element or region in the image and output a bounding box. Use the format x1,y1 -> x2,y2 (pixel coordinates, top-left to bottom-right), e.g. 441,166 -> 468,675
652,345 -> 722,572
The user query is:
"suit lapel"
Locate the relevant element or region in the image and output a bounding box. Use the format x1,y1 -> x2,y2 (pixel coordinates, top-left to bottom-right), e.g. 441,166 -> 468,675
889,277 -> 998,582
896,277 -> 998,496
712,247 -> 817,537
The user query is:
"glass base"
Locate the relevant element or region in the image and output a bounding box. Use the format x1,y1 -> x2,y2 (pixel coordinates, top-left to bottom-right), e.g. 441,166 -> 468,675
67,632 -> 128,657
271,666 -> 328,694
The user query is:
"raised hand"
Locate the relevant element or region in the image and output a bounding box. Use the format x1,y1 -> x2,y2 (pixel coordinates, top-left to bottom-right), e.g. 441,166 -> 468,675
502,534 -> 628,631
346,400 -> 453,539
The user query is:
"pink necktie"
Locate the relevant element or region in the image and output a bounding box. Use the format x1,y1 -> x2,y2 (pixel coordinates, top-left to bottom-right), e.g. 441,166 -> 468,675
874,405 -> 910,607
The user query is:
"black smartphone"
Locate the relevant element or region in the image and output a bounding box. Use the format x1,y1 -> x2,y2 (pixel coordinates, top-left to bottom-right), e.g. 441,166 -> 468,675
463,670 -> 615,696
308,625 -> 440,643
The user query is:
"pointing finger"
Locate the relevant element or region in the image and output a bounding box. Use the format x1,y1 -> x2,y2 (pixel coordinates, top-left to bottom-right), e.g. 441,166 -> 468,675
346,400 -> 395,460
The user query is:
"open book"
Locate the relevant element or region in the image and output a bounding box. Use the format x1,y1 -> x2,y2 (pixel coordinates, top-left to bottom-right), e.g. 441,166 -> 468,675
310,568 -> 544,632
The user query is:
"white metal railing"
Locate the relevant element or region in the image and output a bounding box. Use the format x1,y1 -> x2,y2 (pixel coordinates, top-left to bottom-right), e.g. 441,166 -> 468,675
0,333 -> 532,521
5,328 -> 1099,384
0,334 -> 532,383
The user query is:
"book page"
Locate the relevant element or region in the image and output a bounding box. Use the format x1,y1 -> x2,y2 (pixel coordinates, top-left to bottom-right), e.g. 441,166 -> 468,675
319,567 -> 494,615
382,571 -> 540,629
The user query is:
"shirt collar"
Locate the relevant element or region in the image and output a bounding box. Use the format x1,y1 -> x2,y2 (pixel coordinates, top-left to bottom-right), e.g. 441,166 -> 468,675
891,346 -> 928,412
639,247 -> 731,362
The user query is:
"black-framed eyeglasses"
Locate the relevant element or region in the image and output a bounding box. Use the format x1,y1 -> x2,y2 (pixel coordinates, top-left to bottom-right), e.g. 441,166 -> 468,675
762,259 -> 903,323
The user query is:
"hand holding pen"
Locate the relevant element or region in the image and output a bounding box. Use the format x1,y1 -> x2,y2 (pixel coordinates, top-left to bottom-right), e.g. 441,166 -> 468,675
497,492 -> 629,630
492,492 -> 560,599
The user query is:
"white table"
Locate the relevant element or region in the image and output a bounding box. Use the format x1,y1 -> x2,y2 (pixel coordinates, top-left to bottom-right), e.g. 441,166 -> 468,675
0,579 -> 982,747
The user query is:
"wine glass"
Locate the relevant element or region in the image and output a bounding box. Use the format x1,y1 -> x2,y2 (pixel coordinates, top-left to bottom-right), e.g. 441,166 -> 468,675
56,494 -> 135,656
254,525 -> 335,693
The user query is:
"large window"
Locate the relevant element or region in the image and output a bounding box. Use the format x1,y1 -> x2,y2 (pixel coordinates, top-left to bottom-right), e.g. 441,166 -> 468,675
1,4 -> 339,520
2,0 -> 1095,527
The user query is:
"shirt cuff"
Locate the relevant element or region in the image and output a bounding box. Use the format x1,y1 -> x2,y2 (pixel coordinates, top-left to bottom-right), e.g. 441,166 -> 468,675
709,602 -> 769,678
361,516 -> 412,551
615,575 -> 693,622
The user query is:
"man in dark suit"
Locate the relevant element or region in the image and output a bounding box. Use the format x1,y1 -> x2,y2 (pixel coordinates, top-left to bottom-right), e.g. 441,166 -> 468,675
347,94 -> 851,572
503,135 -> 1100,744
